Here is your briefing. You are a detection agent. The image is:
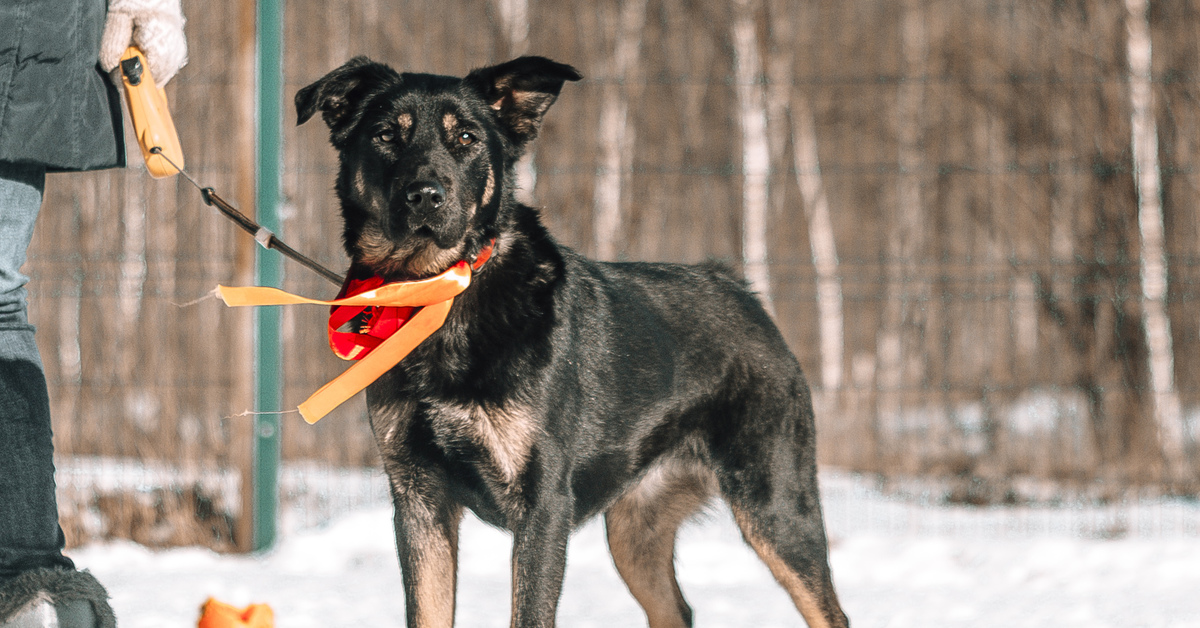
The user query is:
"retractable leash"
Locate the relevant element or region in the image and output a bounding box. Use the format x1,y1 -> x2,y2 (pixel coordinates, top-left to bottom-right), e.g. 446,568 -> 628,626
149,146 -> 345,286
119,46 -> 344,285
121,46 -> 492,423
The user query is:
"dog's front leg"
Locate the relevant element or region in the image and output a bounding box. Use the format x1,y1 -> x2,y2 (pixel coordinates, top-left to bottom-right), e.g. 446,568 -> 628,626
392,485 -> 463,628
371,396 -> 464,627
509,493 -> 573,628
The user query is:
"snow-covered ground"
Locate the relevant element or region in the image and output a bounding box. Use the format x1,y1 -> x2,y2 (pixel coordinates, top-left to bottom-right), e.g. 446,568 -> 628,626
67,469 -> 1200,628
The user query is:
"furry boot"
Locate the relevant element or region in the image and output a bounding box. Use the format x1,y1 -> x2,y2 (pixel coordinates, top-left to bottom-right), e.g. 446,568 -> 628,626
0,569 -> 115,628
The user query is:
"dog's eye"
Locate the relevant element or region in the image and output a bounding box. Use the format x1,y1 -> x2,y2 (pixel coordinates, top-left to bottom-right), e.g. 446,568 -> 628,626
377,131 -> 395,143
457,132 -> 476,146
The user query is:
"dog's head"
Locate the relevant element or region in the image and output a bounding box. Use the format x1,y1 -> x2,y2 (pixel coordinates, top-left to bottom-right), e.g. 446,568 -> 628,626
296,56 -> 581,278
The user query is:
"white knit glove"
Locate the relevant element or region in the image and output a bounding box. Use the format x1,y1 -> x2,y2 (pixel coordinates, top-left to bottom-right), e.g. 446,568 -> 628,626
99,0 -> 188,87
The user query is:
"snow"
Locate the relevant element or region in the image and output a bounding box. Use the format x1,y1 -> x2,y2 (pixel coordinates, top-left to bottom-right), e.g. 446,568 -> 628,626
66,469 -> 1200,627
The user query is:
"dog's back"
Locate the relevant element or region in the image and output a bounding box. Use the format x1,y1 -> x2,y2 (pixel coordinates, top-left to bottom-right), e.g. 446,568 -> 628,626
541,246 -> 814,504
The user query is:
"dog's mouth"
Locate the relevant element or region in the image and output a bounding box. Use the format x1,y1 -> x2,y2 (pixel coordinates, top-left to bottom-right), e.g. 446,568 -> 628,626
353,225 -> 468,280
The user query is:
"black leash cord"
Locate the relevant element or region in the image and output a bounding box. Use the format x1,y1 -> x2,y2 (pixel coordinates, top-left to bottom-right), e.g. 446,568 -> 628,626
150,148 -> 345,286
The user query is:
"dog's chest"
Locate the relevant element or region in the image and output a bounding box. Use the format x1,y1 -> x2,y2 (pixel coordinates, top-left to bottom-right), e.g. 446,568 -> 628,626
425,402 -> 540,486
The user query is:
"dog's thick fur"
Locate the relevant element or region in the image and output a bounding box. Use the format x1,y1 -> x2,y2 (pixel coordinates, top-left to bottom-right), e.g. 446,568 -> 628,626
296,56 -> 849,628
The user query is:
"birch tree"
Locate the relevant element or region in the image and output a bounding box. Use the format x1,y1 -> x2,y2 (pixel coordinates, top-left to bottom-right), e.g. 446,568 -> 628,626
878,0 -> 928,426
1125,0 -> 1186,477
765,0 -> 844,393
495,0 -> 537,204
732,0 -> 773,314
593,0 -> 647,260
792,101 -> 845,392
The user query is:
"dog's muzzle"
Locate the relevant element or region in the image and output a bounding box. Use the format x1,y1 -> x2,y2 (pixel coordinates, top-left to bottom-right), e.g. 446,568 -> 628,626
396,179 -> 466,248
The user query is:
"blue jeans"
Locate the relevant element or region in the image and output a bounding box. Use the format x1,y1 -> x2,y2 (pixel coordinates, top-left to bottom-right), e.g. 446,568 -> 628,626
0,161 -> 74,582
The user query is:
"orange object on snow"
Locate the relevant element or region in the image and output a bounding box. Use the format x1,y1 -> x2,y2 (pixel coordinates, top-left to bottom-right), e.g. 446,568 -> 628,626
197,598 -> 274,628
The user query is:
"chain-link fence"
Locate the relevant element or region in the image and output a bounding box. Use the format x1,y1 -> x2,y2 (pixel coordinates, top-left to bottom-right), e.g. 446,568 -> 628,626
35,0 -> 1200,550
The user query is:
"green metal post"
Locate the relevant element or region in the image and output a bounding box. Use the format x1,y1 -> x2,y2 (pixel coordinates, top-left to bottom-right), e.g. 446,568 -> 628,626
254,0 -> 284,552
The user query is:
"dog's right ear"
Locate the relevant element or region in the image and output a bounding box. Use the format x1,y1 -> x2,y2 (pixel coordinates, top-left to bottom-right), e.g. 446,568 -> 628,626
464,56 -> 582,150
296,57 -> 398,141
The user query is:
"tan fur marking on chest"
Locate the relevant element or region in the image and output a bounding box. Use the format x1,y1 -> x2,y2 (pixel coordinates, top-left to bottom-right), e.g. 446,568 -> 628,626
436,403 -> 540,483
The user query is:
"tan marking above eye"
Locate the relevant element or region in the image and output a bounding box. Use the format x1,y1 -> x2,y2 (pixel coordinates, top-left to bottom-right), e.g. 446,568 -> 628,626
442,112 -> 459,130
481,167 -> 495,206
397,113 -> 413,130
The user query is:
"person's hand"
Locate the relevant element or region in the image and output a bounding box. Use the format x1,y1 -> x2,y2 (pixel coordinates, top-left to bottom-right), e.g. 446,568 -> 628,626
99,0 -> 188,88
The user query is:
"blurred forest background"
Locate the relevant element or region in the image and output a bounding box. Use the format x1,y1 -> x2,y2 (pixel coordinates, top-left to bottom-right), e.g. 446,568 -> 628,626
33,0 -> 1200,550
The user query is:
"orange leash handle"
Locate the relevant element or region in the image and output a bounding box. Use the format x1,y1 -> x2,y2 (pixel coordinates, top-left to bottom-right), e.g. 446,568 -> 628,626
119,46 -> 184,179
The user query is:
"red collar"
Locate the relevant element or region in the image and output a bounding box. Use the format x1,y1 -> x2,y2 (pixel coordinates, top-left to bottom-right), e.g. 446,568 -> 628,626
469,237 -> 496,271
329,238 -> 495,360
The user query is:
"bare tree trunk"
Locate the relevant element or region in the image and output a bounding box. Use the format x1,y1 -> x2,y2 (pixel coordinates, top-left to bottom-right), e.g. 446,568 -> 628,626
878,0 -> 927,445
1125,0 -> 1186,478
732,0 -> 773,314
495,0 -> 537,204
593,0 -> 647,260
495,0 -> 529,52
232,0 -> 259,552
791,100 -> 844,392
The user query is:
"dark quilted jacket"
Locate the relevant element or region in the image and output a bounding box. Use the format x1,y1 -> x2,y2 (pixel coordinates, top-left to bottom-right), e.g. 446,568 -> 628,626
0,0 -> 125,171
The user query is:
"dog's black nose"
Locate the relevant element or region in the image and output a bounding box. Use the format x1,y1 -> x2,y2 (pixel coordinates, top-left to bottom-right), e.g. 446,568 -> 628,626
404,181 -> 446,212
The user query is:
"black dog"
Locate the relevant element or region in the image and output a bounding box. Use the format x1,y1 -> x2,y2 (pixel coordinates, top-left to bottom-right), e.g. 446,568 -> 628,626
296,56 -> 849,628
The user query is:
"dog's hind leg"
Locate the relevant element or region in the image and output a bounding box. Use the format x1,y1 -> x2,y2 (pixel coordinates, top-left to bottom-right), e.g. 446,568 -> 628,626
604,461 -> 716,628
728,501 -> 847,628
714,400 -> 850,628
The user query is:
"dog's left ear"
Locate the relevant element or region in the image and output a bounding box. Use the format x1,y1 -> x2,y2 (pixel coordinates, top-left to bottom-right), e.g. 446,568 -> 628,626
465,56 -> 582,148
296,57 -> 399,145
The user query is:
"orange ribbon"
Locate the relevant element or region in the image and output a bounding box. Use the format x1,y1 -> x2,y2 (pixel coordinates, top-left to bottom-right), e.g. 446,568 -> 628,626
217,261 -> 472,424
